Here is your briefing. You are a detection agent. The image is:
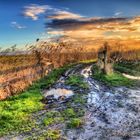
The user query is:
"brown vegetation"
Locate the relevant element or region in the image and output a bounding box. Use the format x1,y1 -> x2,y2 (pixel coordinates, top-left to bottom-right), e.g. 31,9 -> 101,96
0,41 -> 139,100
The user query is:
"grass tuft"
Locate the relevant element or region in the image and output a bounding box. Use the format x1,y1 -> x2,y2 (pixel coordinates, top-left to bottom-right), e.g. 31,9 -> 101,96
66,118 -> 83,129
65,75 -> 89,89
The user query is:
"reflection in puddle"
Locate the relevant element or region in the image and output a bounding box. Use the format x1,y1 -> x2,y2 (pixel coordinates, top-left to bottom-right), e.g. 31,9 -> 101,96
81,66 -> 101,105
44,88 -> 74,100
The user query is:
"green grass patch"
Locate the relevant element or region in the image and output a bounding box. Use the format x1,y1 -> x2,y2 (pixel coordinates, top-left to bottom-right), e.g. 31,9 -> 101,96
62,108 -> 76,118
66,118 -> 83,129
44,129 -> 61,140
0,64 -> 74,137
26,129 -> 61,140
43,96 -> 86,130
92,65 -> 134,87
114,62 -> 140,76
43,111 -> 64,127
65,75 -> 89,89
0,90 -> 43,136
62,107 -> 85,129
43,106 -> 85,130
72,94 -> 86,105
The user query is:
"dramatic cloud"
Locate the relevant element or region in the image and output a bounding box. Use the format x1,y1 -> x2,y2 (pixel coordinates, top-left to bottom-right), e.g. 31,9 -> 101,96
46,10 -> 140,41
11,21 -> 26,29
47,17 -> 129,30
22,4 -> 140,50
45,9 -> 140,51
47,11 -> 82,20
23,4 -> 51,20
23,3 -> 82,21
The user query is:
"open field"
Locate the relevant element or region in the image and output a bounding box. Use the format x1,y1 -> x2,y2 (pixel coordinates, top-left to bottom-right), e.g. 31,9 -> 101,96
0,45 -> 140,100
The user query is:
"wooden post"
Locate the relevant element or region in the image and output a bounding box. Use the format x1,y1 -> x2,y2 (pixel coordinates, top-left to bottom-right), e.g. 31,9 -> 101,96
103,42 -> 109,74
35,50 -> 45,77
98,42 -> 113,75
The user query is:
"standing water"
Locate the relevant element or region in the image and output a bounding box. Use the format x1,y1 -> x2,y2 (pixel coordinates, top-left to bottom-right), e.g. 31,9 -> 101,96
66,65 -> 140,140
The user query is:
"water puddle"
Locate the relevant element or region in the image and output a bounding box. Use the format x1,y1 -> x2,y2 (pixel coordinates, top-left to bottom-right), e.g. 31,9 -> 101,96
44,88 -> 74,100
81,65 -> 92,78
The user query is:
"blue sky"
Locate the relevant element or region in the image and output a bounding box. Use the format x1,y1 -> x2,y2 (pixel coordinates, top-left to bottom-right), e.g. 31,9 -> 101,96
1,0 -> 140,48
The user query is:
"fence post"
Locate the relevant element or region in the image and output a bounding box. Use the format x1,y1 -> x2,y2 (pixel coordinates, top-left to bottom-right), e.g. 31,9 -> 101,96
35,50 -> 45,77
98,42 -> 113,75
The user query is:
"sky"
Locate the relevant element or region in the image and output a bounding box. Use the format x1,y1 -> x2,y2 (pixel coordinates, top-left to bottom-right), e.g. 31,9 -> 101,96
1,0 -> 140,49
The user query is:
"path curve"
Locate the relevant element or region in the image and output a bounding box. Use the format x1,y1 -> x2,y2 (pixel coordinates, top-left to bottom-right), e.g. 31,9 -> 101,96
123,73 -> 140,80
66,64 -> 140,140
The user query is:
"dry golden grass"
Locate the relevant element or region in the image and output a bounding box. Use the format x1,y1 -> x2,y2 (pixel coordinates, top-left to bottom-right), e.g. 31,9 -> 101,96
0,55 -> 36,71
0,41 -> 139,100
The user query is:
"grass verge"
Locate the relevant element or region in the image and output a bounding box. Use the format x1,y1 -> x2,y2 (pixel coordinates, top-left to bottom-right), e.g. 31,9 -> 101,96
0,64 -> 74,137
92,65 -> 134,87
114,62 -> 140,76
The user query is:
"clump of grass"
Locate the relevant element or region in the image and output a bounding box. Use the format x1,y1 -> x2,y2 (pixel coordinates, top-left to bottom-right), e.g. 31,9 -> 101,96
92,65 -> 133,87
43,107 -> 85,130
43,111 -> 64,126
72,94 -> 86,105
66,118 -> 83,129
45,129 -> 61,140
62,108 -> 76,118
43,118 -> 55,126
61,107 -> 85,129
26,129 -> 61,140
65,75 -> 89,89
43,107 -> 85,129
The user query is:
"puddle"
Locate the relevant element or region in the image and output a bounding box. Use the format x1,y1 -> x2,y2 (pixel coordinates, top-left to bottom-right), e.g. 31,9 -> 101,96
44,88 -> 74,100
81,65 -> 92,78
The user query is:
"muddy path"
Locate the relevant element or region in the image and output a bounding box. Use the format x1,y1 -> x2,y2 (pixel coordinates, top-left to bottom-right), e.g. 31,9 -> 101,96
66,65 -> 140,140
43,63 -> 140,140
2,63 -> 140,140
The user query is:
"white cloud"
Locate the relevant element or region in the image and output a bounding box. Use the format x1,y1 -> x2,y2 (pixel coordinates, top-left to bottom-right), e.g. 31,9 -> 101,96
114,12 -> 123,16
48,10 -> 83,20
11,21 -> 26,29
23,4 -> 83,21
23,4 -> 51,20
